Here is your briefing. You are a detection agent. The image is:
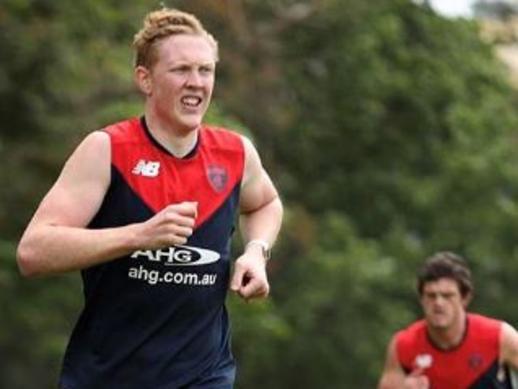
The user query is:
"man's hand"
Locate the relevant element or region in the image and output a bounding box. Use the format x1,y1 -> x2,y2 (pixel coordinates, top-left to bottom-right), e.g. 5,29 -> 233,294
136,201 -> 197,249
230,244 -> 269,301
403,368 -> 430,389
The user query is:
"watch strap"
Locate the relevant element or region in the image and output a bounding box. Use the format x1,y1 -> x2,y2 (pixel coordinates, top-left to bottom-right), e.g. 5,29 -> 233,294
245,239 -> 271,261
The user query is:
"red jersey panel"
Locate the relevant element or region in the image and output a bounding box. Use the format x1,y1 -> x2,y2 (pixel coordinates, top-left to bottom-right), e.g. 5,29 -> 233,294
105,116 -> 244,228
396,313 -> 505,389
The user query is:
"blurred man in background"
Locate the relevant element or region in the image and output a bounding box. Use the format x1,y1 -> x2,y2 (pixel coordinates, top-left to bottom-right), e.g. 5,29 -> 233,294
378,251 -> 518,389
17,7 -> 282,389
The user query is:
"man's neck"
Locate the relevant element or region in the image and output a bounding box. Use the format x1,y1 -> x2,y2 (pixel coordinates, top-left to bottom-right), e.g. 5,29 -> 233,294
144,112 -> 199,158
427,313 -> 468,350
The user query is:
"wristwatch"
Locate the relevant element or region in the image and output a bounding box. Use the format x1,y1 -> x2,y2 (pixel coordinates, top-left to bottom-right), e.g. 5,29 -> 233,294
246,239 -> 271,261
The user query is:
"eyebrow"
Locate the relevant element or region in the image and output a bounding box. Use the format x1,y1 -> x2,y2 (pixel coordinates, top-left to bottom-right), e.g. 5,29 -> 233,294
166,61 -> 215,67
424,291 -> 456,296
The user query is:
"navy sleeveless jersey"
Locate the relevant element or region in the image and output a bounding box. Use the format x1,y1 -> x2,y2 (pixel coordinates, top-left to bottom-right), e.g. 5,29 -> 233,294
59,117 -> 244,389
396,313 -> 513,389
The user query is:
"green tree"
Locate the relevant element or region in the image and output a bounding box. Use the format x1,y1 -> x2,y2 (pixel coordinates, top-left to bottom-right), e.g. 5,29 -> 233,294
4,0 -> 518,388
210,0 -> 518,386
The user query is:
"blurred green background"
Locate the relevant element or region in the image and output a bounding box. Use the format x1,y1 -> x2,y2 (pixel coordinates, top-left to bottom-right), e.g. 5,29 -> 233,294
3,0 -> 518,387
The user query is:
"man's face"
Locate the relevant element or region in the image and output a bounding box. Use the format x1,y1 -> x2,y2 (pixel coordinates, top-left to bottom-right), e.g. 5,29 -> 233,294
141,34 -> 216,133
420,278 -> 469,330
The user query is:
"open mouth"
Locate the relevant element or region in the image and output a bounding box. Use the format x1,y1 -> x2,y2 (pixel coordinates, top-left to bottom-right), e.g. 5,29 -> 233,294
181,95 -> 202,108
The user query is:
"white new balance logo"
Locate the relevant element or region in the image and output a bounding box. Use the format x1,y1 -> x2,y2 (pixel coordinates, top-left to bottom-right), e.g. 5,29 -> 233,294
132,159 -> 160,177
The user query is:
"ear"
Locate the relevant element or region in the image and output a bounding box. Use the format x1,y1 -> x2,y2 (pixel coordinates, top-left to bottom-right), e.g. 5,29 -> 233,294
462,292 -> 473,308
134,65 -> 152,96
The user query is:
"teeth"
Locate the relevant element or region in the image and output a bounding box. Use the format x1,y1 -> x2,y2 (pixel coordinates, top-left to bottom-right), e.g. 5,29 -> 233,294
181,96 -> 201,107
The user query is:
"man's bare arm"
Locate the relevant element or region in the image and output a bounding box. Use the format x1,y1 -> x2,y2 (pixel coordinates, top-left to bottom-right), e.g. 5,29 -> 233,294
500,322 -> 518,371
378,337 -> 430,389
230,136 -> 283,300
17,131 -> 196,276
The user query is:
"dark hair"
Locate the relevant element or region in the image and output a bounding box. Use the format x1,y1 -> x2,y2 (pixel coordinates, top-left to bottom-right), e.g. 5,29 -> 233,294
417,251 -> 473,297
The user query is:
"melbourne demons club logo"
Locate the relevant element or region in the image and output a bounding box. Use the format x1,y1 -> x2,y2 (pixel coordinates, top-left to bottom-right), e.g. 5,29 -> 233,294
207,164 -> 228,192
468,353 -> 483,370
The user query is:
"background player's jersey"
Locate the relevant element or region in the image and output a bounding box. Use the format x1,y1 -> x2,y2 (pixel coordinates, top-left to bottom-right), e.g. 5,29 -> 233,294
59,117 -> 244,389
396,313 -> 513,389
